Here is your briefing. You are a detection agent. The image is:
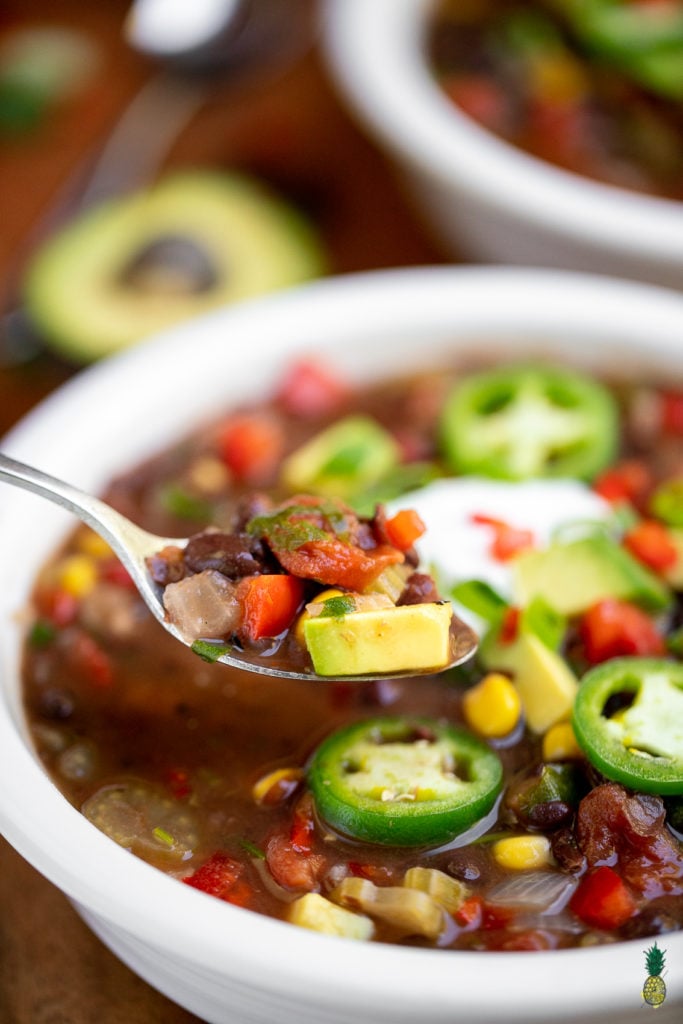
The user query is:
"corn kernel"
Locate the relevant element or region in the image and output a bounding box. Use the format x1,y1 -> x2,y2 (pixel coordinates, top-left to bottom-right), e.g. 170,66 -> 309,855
492,834 -> 553,871
58,554 -> 98,598
293,588 -> 345,646
542,721 -> 583,762
462,672 -> 521,738
252,767 -> 304,805
76,529 -> 112,559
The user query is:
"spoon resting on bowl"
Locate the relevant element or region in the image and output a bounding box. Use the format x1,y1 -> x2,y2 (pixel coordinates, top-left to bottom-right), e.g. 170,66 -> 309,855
0,453 -> 478,681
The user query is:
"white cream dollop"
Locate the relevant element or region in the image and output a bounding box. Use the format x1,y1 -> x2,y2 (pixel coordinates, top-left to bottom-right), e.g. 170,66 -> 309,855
391,478 -> 610,623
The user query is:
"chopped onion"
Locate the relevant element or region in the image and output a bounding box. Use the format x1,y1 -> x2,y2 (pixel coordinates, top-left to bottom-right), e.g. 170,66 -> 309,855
487,871 -> 577,913
162,569 -> 240,641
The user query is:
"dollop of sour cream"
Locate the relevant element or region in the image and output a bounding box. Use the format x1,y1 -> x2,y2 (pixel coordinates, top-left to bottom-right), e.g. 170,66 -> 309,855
391,478 -> 611,622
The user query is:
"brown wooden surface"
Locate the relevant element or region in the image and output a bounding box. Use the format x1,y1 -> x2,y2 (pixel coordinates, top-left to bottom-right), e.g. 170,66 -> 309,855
0,3 -> 451,1021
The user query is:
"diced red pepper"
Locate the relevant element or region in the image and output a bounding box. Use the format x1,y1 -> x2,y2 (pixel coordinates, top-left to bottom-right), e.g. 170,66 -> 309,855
623,520 -> 678,573
593,459 -> 653,509
661,390 -> 683,436
569,865 -> 636,929
471,514 -> 535,562
217,413 -> 283,484
499,606 -> 521,645
238,574 -> 304,641
454,895 -> 483,929
383,509 -> 426,552
183,852 -> 252,907
579,599 -> 665,665
276,357 -> 349,418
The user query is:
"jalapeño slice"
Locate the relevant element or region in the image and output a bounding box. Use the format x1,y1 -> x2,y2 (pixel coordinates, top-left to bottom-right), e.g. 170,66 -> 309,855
573,658 -> 683,795
307,716 -> 503,847
440,364 -> 618,481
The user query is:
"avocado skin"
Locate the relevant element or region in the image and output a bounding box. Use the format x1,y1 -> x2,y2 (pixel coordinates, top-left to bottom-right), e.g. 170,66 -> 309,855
24,170 -> 326,363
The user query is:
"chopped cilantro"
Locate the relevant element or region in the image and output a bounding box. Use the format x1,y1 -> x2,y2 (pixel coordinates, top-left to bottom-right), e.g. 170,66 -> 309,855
159,483 -> 213,522
28,619 -> 57,648
318,594 -> 356,618
191,639 -> 229,663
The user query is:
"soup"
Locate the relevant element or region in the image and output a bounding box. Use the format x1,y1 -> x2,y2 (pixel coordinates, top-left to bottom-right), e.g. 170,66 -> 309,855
22,354 -> 683,952
429,0 -> 683,200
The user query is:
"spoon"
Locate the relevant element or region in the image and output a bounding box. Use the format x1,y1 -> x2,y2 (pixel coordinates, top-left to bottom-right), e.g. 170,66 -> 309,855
0,453 -> 479,681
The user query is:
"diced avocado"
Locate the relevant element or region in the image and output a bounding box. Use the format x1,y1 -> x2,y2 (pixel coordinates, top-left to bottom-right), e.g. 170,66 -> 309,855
303,602 -> 453,677
664,529 -> 683,589
287,892 -> 374,940
513,533 -> 671,616
479,630 -> 578,733
281,415 -> 399,501
24,171 -> 325,362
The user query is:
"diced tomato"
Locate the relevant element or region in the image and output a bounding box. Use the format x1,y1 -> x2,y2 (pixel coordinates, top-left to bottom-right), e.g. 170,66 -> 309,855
238,574 -> 304,641
579,599 -> 665,665
217,413 -> 284,484
499,606 -> 521,645
289,794 -> 316,854
471,514 -> 534,562
68,631 -> 114,688
441,73 -> 509,131
623,520 -> 678,573
183,852 -> 252,907
275,537 -> 403,592
661,390 -> 683,435
276,357 -> 349,418
569,865 -> 636,930
383,509 -> 426,552
481,903 -> 514,930
593,459 -> 653,509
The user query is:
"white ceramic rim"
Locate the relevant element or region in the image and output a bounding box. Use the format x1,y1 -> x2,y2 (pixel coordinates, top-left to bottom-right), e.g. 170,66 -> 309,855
323,0 -> 683,266
1,266 -> 682,1019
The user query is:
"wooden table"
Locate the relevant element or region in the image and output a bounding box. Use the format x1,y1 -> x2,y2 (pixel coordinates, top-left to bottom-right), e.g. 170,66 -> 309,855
0,3 -> 451,1020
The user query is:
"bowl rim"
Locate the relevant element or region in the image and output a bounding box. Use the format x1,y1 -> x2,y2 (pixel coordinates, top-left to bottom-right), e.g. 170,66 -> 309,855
1,265 -> 682,1018
323,0 -> 683,265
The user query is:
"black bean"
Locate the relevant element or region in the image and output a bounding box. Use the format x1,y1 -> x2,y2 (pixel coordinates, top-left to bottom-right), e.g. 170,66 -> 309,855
184,531 -> 272,578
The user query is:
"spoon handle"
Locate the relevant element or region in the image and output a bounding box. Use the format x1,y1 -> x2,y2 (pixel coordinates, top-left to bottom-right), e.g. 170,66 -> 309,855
0,452 -> 175,624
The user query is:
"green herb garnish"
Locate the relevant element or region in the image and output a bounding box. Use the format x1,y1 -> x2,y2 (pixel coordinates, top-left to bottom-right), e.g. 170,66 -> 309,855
191,639 -> 229,663
318,594 -> 357,618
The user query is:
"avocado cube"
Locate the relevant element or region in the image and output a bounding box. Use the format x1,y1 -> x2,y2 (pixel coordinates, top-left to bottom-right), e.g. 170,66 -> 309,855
480,630 -> 578,734
281,415 -> 399,500
304,602 -> 453,676
664,529 -> 683,589
513,533 -> 671,616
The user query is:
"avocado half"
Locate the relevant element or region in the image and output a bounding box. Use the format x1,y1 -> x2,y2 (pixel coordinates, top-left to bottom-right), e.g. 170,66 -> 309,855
24,170 -> 326,362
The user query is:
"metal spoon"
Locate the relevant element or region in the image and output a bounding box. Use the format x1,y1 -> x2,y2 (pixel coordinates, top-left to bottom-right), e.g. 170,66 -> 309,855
0,453 -> 478,681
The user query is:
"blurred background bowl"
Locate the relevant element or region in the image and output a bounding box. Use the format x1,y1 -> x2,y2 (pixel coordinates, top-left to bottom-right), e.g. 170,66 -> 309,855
1,265 -> 682,1024
323,0 -> 683,289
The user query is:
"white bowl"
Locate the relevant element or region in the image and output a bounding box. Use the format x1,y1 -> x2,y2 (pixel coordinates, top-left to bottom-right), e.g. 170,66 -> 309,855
323,0 -> 683,290
1,266 -> 682,1024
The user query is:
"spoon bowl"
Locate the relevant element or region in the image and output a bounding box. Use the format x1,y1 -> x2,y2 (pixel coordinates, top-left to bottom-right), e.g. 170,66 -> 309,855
0,452 -> 478,681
